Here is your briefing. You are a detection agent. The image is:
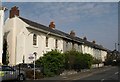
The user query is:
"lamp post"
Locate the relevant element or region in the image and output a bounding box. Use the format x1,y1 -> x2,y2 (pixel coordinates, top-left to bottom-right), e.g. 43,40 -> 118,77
118,43 -> 120,81
33,52 -> 37,80
115,42 -> 120,81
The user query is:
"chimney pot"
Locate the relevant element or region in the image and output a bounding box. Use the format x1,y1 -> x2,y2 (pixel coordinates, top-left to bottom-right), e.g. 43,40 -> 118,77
9,6 -> 19,18
83,36 -> 87,40
70,30 -> 75,37
49,21 -> 55,29
92,40 -> 96,44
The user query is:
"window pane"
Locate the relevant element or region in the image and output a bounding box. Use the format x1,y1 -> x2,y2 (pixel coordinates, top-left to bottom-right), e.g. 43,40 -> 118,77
33,34 -> 37,45
55,39 -> 58,48
46,37 -> 48,47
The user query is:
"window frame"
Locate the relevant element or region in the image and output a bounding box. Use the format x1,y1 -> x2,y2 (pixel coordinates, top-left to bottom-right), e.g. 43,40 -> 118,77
55,39 -> 58,49
46,37 -> 49,47
72,42 -> 75,49
66,41 -> 68,48
33,34 -> 37,46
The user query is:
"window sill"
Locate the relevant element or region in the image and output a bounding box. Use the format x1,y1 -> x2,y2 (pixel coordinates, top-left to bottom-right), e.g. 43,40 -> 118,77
33,45 -> 38,48
46,47 -> 50,49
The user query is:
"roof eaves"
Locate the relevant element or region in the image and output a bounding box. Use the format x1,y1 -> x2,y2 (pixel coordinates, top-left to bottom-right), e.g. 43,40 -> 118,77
26,26 -> 65,38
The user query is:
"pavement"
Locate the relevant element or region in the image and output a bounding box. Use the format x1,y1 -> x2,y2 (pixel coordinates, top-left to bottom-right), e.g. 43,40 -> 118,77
39,65 -> 114,80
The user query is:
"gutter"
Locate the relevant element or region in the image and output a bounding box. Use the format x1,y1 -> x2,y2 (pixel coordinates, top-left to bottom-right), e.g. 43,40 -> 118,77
26,26 -> 83,44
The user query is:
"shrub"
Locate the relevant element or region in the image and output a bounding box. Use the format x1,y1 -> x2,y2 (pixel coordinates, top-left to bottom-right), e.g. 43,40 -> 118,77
64,50 -> 93,71
36,49 -> 94,77
64,50 -> 80,70
74,53 -> 93,71
26,69 -> 44,79
35,49 -> 65,77
93,58 -> 102,64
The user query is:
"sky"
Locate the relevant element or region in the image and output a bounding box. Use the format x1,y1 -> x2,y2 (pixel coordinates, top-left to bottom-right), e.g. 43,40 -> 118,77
2,2 -> 118,50
1,0 -> 120,2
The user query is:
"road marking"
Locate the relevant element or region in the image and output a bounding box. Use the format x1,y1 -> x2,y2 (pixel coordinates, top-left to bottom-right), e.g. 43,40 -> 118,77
115,72 -> 118,75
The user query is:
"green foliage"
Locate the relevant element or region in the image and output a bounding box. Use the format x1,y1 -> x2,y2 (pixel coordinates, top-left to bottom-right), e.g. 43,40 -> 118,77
74,53 -> 93,70
93,58 -> 102,64
36,49 -> 94,77
64,50 -> 94,71
64,50 -> 80,70
35,49 -> 65,77
26,70 -> 44,79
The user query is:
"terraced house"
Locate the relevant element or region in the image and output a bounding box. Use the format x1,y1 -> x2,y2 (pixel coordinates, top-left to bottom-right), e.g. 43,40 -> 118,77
4,6 -> 108,65
0,7 -> 6,64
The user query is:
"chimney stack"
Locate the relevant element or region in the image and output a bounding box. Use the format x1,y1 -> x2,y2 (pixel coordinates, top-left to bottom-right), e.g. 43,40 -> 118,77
83,36 -> 87,41
9,6 -> 19,18
92,40 -> 96,44
70,30 -> 75,37
49,21 -> 55,29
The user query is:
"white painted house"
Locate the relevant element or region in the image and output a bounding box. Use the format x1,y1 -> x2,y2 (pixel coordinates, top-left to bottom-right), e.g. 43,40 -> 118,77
4,6 -> 107,65
0,7 -> 6,64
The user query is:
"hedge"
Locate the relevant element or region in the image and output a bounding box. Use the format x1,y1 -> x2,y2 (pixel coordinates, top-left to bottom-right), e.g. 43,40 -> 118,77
36,49 -> 94,77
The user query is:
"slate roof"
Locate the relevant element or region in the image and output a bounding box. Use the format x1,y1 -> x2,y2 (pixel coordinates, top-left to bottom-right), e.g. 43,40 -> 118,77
19,17 -> 107,51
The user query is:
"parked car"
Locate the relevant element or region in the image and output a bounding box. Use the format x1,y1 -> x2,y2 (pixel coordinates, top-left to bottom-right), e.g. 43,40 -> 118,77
0,65 -> 26,81
15,63 -> 43,72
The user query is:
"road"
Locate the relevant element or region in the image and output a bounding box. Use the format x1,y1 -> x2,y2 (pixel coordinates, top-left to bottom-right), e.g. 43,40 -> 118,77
79,66 -> 119,80
24,66 -> 120,82
5,66 -> 119,82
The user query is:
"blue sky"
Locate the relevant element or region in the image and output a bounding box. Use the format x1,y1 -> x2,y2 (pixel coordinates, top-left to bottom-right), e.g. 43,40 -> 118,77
1,0 -> 120,2
3,2 -> 118,50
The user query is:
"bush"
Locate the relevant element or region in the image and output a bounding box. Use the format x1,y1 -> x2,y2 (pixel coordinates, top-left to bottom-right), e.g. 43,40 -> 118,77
35,49 -> 65,77
74,53 -> 93,71
26,69 -> 44,79
36,49 -> 94,77
64,50 -> 80,70
93,58 -> 102,64
64,50 -> 93,71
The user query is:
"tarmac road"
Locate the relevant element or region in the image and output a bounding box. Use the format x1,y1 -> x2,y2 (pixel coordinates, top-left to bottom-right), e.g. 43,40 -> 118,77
80,66 -> 119,80
3,66 -> 119,82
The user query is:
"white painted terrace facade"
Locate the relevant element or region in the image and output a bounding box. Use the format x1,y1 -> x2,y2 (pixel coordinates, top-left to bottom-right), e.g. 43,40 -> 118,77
3,6 -> 107,65
0,7 -> 6,64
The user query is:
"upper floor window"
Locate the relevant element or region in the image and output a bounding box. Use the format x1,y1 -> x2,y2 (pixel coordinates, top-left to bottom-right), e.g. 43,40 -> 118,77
33,34 -> 37,45
55,39 -> 58,49
46,37 -> 48,47
72,42 -> 74,49
78,44 -> 80,49
66,41 -> 68,48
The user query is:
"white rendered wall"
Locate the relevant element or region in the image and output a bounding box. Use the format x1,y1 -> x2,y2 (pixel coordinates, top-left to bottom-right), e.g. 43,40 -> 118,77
0,9 -> 4,64
4,16 -> 64,65
4,16 -> 108,65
